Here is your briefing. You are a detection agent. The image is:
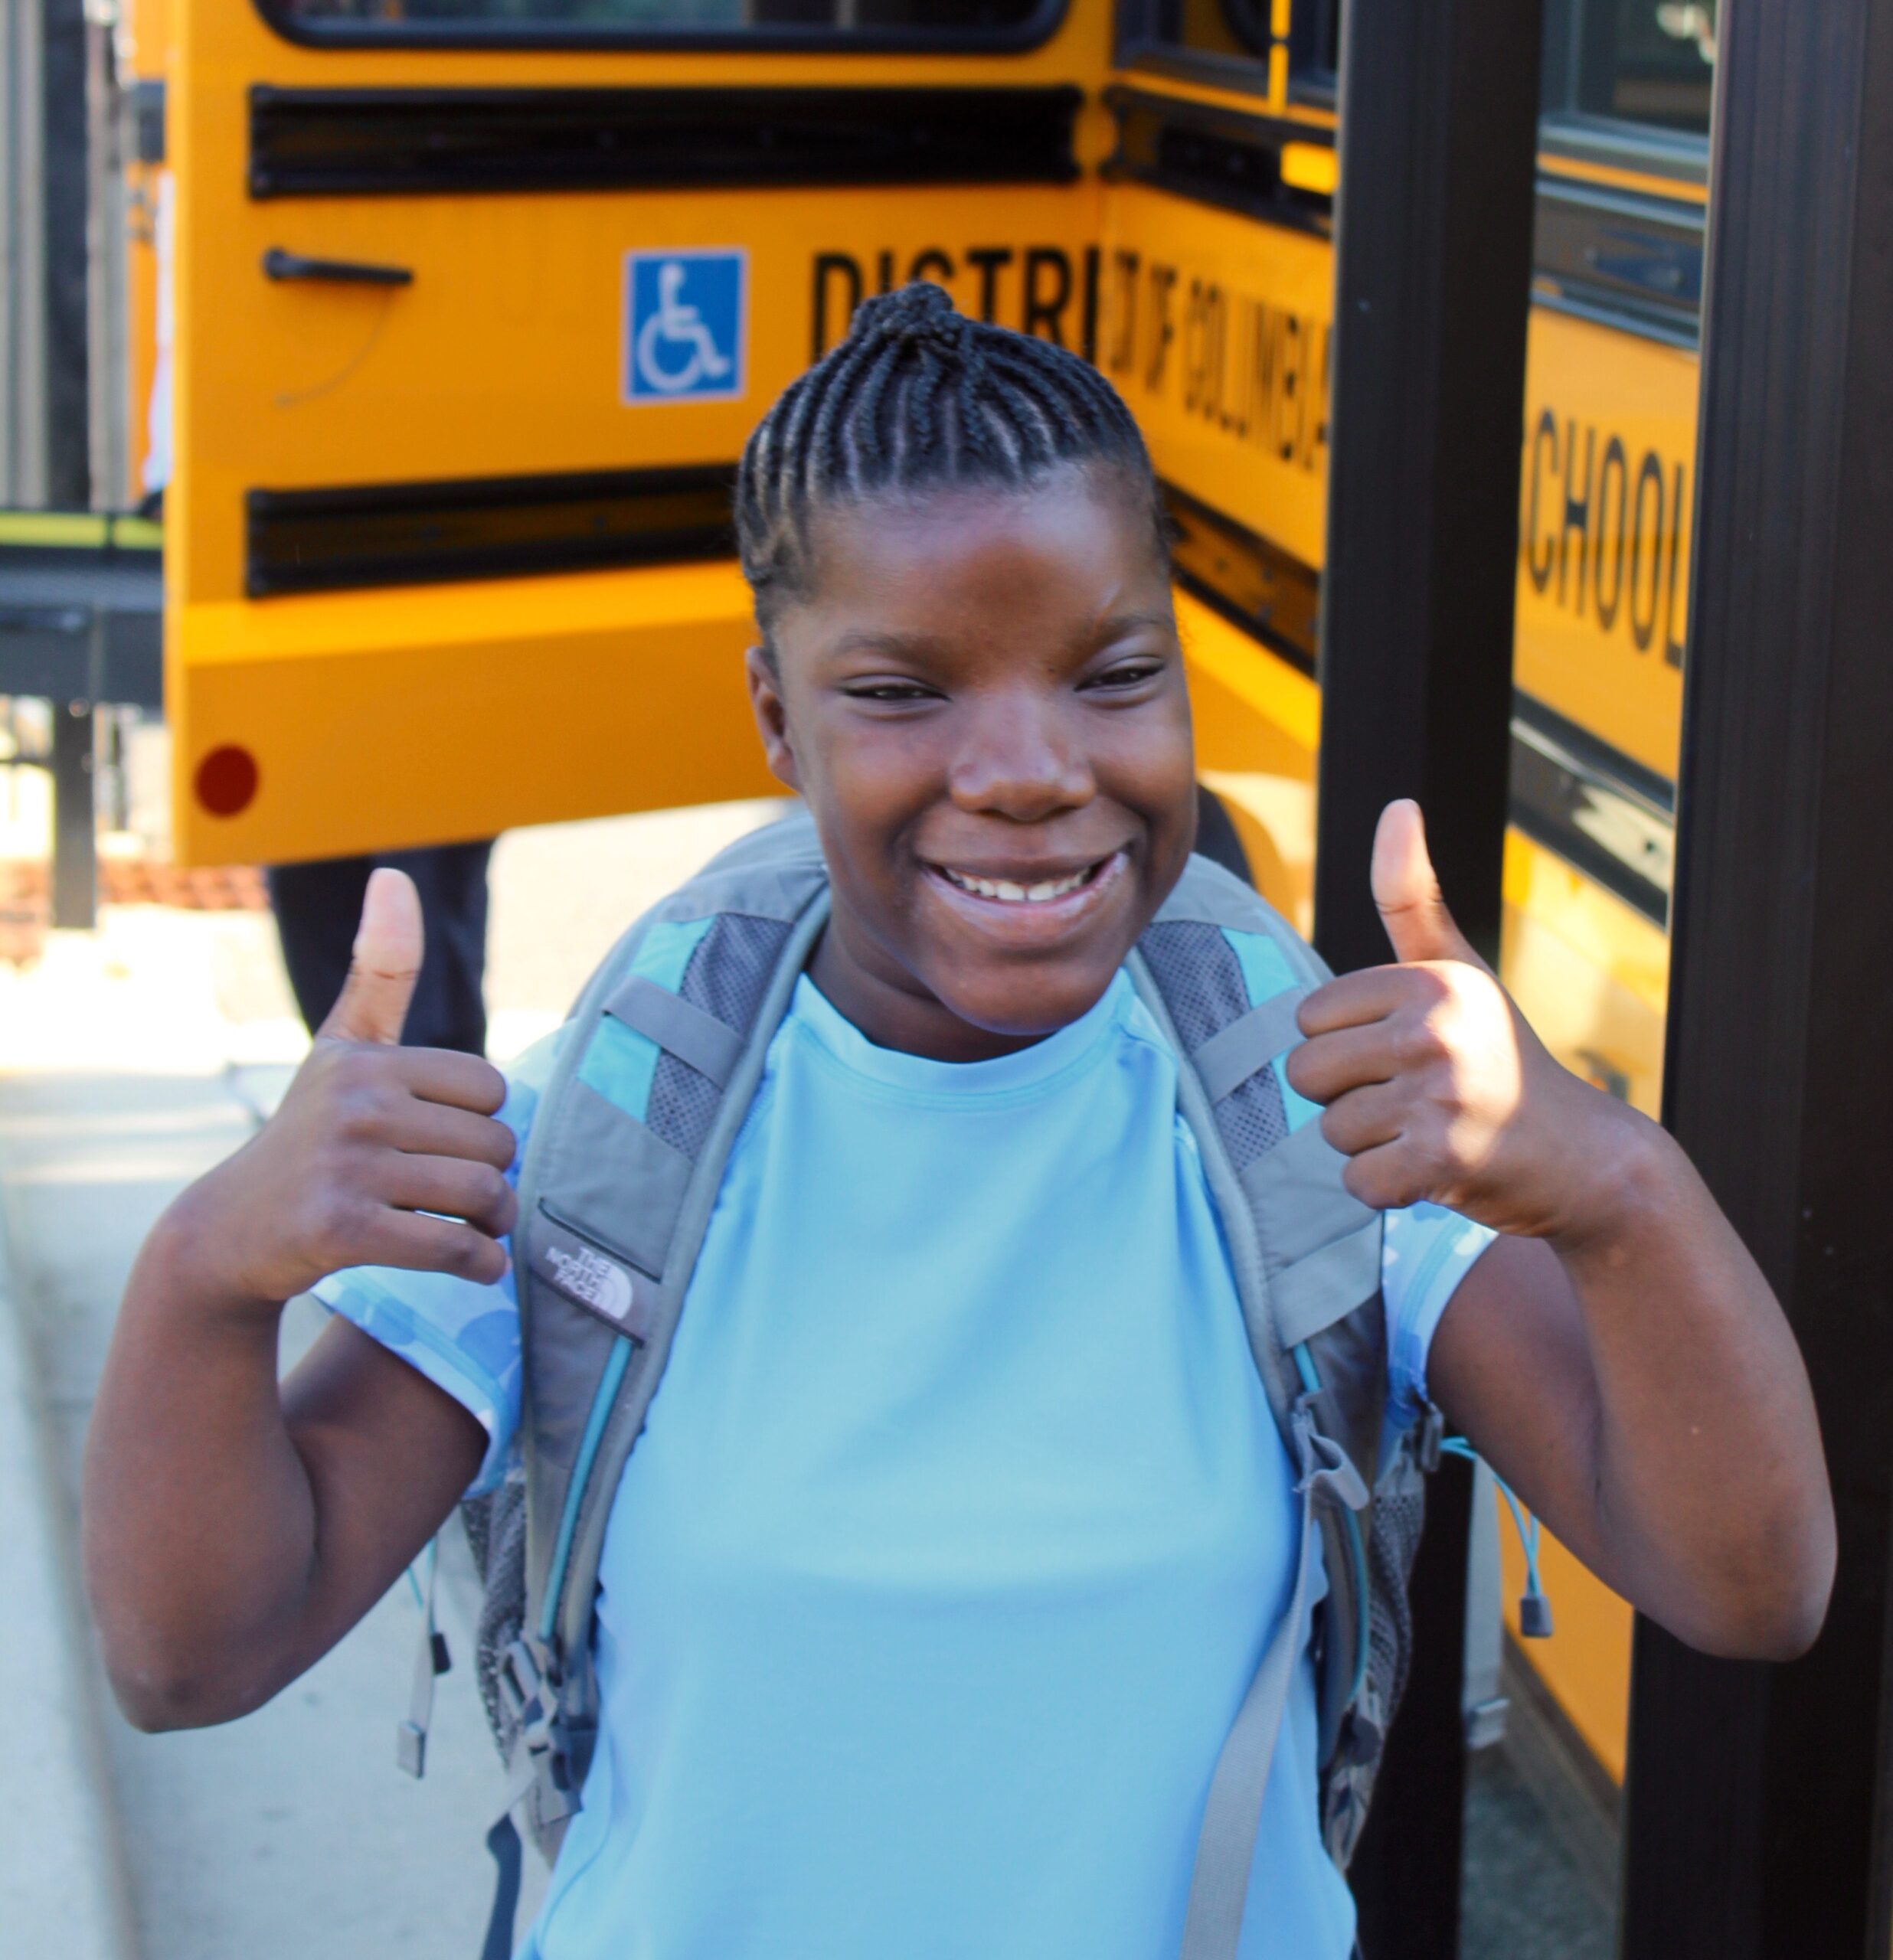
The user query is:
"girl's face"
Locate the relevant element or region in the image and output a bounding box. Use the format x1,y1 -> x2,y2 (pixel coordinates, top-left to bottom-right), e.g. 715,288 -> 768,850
746,467 -> 1196,1062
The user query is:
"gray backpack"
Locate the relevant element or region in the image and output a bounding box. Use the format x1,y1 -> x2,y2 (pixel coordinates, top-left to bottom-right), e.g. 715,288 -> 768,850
407,810 -> 1433,1960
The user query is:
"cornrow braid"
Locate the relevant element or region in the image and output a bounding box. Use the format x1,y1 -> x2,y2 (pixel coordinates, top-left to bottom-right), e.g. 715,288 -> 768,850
736,282 -> 1166,645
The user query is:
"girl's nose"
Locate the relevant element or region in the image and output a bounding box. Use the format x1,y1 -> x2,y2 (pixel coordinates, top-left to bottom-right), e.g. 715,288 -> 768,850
947,697 -> 1096,821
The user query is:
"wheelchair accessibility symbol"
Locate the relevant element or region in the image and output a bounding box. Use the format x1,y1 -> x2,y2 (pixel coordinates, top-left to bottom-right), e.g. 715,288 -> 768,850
623,249 -> 747,404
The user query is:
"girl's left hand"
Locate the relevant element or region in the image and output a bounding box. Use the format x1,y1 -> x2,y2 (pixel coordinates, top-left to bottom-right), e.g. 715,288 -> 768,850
1283,799 -> 1629,1240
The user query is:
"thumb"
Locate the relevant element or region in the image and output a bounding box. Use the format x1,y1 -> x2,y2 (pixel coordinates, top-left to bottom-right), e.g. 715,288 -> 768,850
317,867 -> 423,1046
1370,800 -> 1483,969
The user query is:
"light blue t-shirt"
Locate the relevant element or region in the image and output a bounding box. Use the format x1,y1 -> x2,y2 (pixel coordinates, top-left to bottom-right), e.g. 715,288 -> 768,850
319,970 -> 1492,1960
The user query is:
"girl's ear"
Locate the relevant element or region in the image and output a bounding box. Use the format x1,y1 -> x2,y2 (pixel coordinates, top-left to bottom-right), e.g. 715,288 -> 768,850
744,643 -> 803,795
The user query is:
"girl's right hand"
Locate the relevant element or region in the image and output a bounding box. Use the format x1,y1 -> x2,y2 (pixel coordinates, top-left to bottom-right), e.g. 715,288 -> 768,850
168,868 -> 517,1312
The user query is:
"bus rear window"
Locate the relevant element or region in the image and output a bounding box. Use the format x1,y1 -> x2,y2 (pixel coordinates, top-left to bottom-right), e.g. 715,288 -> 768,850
264,0 -> 1058,47
1114,0 -> 1339,101
1543,0 -> 1716,139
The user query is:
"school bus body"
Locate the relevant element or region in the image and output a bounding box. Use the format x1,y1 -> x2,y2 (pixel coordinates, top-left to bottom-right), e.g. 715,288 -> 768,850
146,0 -> 1712,1814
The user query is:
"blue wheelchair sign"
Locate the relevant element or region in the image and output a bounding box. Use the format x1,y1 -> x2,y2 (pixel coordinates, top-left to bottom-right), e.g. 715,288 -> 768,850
623,249 -> 747,404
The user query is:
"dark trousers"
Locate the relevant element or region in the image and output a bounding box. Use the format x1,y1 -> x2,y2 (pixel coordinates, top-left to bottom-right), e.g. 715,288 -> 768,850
267,840 -> 495,1056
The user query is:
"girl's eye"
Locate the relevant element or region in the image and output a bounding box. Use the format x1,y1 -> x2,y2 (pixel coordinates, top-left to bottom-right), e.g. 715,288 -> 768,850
1082,660 -> 1166,693
844,680 -> 939,704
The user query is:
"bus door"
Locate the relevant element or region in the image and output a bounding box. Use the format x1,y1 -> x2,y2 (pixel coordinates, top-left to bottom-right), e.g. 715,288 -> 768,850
1100,0 -> 1342,932
165,0 -> 1110,864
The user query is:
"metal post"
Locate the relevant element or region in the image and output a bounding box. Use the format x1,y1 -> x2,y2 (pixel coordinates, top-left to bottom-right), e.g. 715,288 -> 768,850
2,0 -> 51,504
1617,0 -> 1893,1952
41,0 -> 89,509
1312,0 -> 1544,1947
84,0 -> 128,508
51,697 -> 94,929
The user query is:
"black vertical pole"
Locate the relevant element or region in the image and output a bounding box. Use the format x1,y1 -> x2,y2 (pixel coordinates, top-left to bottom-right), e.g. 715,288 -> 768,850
41,0 -> 90,510
1313,0 -> 1543,1950
1617,0 -> 1893,1953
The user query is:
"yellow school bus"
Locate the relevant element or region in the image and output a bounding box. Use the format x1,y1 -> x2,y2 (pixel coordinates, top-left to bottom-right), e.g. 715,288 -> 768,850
125,0 -> 1714,1851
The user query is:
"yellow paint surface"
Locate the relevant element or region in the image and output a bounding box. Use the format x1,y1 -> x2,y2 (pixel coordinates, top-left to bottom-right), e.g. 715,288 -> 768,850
1516,309 -> 1696,782
1102,184 -> 1332,571
1499,1499 -> 1636,1783
1175,590 -> 1320,929
1279,143 -> 1337,196
170,560 -> 775,864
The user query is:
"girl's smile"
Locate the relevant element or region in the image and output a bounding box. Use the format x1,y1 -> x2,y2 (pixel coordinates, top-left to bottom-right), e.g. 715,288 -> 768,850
923,846 -> 1126,935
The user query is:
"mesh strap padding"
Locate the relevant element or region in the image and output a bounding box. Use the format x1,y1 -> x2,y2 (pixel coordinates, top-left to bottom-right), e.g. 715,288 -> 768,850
469,1479 -> 528,1755
1139,920 -> 1290,1170
1364,1481 -> 1422,1726
646,914 -> 793,1161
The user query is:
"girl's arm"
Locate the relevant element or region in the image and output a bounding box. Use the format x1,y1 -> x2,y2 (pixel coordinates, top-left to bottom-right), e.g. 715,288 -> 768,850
82,873 -> 510,1728
1286,803 -> 1835,1660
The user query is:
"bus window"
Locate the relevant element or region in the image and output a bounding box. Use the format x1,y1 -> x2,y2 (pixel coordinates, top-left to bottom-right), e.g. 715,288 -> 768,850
1542,0 -> 1717,139
264,0 -> 1060,44
1115,0 -> 1264,75
1113,0 -> 1337,109
1286,0 -> 1339,99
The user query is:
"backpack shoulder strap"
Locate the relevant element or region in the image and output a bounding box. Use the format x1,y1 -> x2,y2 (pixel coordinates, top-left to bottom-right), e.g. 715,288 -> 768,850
512,808 -> 829,1689
1128,851 -> 1388,1486
1131,854 -> 1391,1943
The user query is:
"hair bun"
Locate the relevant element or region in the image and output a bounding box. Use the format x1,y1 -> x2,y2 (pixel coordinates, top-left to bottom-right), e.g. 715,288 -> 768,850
849,281 -> 966,353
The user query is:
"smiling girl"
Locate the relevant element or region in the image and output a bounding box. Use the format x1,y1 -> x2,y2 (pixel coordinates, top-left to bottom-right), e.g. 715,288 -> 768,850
83,284 -> 1832,1960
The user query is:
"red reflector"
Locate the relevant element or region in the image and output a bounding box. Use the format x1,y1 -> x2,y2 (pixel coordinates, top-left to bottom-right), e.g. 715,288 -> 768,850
195,745 -> 260,818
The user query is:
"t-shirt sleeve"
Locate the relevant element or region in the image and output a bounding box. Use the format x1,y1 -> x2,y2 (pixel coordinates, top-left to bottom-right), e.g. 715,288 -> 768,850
1381,1200 -> 1499,1433
310,1027 -> 565,1497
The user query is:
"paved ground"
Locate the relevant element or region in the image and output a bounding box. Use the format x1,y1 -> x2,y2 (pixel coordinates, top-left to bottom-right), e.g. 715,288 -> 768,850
0,787 -> 1613,1958
1462,1751 -> 1613,1960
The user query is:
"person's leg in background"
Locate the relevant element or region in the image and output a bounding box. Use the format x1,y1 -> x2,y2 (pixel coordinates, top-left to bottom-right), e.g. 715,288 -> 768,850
266,839 -> 495,1056
386,839 -> 492,1056
266,854 -> 373,1040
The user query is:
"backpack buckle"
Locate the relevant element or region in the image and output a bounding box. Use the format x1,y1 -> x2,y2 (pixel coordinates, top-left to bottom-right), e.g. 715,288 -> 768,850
496,1638 -> 573,1772
497,1637 -> 597,1816
1291,1396 -> 1372,1512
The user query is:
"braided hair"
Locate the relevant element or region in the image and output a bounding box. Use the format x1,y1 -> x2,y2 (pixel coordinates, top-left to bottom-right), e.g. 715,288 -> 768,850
736,282 -> 1166,646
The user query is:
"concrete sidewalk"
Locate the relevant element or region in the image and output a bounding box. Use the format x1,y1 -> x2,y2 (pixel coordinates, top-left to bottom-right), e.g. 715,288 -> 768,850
0,800 -> 778,1960
0,1187 -> 135,1959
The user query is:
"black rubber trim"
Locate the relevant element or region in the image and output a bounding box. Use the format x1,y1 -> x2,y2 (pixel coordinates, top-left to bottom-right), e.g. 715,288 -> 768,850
253,0 -> 1066,54
1513,688 -> 1674,813
1103,87 -> 1332,235
1162,481 -> 1319,674
245,464 -> 737,598
1509,690 -> 1673,926
249,83 -> 1084,200
1532,175 -> 1705,345
1509,749 -> 1668,927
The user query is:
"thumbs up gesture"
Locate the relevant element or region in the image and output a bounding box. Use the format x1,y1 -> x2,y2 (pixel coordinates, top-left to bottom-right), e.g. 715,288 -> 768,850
1285,801 -> 1600,1236
181,870 -> 518,1311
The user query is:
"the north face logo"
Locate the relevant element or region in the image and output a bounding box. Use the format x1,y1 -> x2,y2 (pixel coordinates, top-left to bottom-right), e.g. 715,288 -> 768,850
545,1244 -> 635,1322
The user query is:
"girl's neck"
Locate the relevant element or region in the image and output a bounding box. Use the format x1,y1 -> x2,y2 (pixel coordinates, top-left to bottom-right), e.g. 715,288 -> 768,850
806,922 -> 1050,1064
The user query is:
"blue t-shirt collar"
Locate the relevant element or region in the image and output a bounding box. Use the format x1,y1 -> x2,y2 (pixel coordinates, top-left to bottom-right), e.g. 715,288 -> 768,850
790,969 -> 1133,1101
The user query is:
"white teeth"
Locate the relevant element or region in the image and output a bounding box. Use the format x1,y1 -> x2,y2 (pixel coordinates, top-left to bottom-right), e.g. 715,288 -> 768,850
943,864 -> 1094,903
